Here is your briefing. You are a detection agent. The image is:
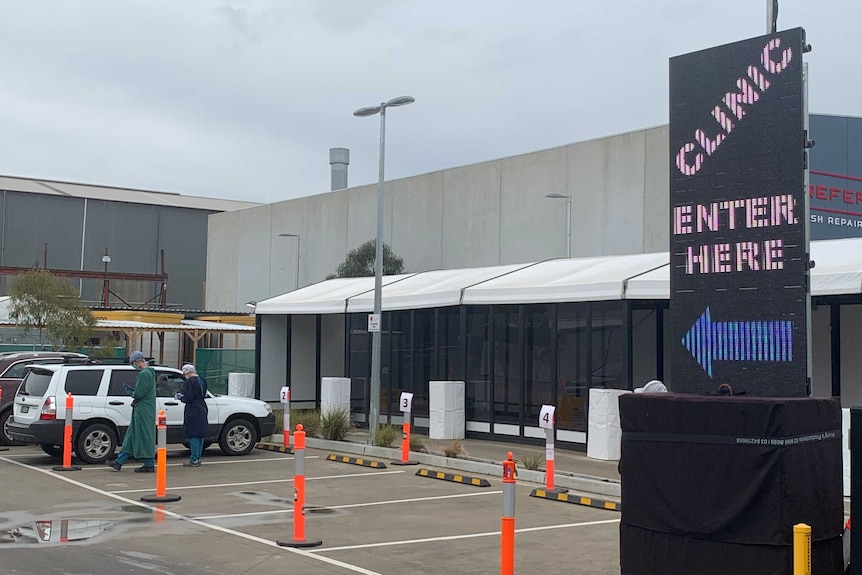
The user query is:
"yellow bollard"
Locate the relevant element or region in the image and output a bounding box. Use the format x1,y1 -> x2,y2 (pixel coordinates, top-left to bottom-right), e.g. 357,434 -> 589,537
793,523 -> 811,575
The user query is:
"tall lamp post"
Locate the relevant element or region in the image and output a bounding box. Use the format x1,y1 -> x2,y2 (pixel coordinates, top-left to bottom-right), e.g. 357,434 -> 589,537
278,233 -> 301,290
354,95 -> 415,441
101,248 -> 112,307
545,193 -> 572,259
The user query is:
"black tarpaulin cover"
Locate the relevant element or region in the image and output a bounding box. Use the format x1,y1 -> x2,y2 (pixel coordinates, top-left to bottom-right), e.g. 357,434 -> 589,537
618,394 -> 843,575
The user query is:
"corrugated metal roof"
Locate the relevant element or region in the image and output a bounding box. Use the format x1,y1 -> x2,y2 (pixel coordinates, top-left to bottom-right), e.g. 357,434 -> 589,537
0,174 -> 258,212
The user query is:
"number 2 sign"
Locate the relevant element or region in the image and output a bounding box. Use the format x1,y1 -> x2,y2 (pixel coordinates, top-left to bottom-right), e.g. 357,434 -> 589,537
280,387 -> 290,404
539,405 -> 555,430
399,392 -> 414,413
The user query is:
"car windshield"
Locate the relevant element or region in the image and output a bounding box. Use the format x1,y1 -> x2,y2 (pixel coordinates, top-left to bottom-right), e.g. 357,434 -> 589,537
21,370 -> 54,396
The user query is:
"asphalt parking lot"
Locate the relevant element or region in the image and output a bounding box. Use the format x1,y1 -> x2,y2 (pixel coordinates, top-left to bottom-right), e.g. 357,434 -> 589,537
0,444 -> 621,574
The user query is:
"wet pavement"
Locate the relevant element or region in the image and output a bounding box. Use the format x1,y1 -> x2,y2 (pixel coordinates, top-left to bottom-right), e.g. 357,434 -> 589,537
0,443 -> 622,574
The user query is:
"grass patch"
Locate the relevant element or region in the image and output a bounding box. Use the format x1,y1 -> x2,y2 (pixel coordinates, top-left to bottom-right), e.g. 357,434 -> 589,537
409,434 -> 429,453
373,424 -> 401,448
519,452 -> 544,471
320,407 -> 352,441
442,438 -> 467,458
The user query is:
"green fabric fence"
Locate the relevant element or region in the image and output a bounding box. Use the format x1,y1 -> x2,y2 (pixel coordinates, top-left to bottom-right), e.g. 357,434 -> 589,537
195,348 -> 255,395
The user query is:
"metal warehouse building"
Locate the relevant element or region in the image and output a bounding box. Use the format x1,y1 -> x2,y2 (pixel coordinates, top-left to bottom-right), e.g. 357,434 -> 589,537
0,174 -> 257,309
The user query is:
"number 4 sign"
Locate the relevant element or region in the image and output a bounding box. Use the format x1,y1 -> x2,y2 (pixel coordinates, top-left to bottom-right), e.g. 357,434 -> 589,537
539,405 -> 555,429
399,392 -> 414,413
280,387 -> 290,404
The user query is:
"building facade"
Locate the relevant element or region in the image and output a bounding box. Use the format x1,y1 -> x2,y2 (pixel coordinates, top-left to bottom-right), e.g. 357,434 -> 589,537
0,175 -> 257,310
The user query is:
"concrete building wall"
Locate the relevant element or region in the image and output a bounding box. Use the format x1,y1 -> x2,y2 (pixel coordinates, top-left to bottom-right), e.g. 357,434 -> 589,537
207,126 -> 670,311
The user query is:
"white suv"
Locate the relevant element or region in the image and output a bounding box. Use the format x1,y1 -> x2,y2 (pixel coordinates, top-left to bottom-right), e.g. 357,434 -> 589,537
8,363 -> 275,464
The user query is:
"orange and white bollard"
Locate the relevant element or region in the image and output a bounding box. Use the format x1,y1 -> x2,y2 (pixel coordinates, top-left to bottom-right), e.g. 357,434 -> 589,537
393,392 -> 418,466
52,393 -> 80,471
280,386 -> 291,449
501,451 -> 516,575
0,387 -> 8,452
141,410 -> 181,503
277,423 -> 322,548
539,405 -> 566,494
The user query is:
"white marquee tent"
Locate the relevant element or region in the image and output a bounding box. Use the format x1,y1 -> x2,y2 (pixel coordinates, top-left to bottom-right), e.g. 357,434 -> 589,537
254,237 -> 862,314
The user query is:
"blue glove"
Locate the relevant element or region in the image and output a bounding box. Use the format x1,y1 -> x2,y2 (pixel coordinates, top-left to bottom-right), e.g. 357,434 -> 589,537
123,385 -> 133,396
175,393 -> 184,401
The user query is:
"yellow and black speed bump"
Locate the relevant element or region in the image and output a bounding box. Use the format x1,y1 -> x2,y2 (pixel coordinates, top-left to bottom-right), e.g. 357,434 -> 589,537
326,454 -> 388,469
530,488 -> 621,512
255,443 -> 294,454
415,468 -> 491,487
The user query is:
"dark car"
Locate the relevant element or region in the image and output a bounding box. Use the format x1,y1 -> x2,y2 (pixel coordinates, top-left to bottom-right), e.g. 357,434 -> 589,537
0,351 -> 89,445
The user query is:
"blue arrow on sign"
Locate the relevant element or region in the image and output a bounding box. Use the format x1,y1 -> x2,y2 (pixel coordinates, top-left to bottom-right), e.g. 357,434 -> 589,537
682,307 -> 794,377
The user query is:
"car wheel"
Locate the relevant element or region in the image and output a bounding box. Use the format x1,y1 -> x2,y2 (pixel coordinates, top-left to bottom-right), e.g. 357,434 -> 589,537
219,419 -> 256,456
1,409 -> 23,446
75,423 -> 117,464
40,443 -> 64,458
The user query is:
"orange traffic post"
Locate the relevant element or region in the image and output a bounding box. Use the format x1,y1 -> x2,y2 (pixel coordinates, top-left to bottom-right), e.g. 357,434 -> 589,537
277,423 -> 322,548
540,405 -> 566,494
392,392 -> 418,466
501,451 -> 516,575
141,410 -> 181,503
0,388 -> 8,452
52,393 -> 80,471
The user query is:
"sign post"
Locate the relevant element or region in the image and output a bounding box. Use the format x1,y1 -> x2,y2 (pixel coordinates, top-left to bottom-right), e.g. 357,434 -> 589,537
392,392 -> 418,466
280,386 -> 291,448
539,405 -> 565,493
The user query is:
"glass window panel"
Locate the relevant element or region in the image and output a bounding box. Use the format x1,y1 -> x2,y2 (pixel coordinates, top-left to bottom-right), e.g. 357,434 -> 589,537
525,305 -> 554,425
348,313 -> 370,417
557,304 -> 588,432
465,306 -> 491,422
493,305 -> 521,424
591,302 -> 624,390
412,310 -> 432,418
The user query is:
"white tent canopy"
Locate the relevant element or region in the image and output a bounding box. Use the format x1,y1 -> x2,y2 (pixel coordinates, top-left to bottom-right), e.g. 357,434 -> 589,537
346,264 -> 531,312
253,237 -> 862,315
461,253 -> 668,305
254,274 -> 415,315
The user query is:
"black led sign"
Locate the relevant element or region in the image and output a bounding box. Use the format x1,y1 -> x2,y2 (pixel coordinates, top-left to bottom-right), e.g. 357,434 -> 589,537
669,28 -> 809,396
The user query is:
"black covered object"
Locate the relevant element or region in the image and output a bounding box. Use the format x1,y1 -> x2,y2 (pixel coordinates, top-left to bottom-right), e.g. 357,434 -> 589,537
619,393 -> 843,575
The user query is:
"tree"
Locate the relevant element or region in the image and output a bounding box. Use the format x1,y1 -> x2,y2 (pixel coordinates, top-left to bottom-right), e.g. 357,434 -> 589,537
9,269 -> 96,351
327,240 -> 405,279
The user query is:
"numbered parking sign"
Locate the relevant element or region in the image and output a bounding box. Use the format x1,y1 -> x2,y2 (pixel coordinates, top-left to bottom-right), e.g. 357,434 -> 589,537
539,405 -> 555,429
280,386 -> 290,404
399,392 -> 414,413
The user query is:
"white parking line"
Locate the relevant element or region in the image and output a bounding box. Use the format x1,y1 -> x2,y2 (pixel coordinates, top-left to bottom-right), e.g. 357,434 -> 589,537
197,490 -> 504,520
109,469 -> 405,493
0,455 -> 383,575
79,456 -> 316,470
312,518 -> 622,553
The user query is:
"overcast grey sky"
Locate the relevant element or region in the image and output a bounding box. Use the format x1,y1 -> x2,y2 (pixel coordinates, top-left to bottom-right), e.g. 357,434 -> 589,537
0,1 -> 857,203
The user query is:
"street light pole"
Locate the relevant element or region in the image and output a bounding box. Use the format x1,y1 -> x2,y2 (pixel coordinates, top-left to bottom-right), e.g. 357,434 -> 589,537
354,96 -> 414,441
545,194 -> 572,258
278,233 -> 301,290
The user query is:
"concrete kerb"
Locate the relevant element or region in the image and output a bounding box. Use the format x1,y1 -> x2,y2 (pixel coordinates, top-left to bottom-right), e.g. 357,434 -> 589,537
260,437 -> 621,498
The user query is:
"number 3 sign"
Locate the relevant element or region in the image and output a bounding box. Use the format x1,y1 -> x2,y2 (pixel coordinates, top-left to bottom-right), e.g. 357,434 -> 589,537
399,392 -> 414,413
539,405 -> 555,429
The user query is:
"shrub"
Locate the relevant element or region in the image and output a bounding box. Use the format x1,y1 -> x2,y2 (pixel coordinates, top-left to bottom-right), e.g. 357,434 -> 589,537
320,407 -> 352,441
519,452 -> 544,471
291,409 -> 322,438
442,439 -> 466,458
373,424 -> 401,448
409,434 -> 429,453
